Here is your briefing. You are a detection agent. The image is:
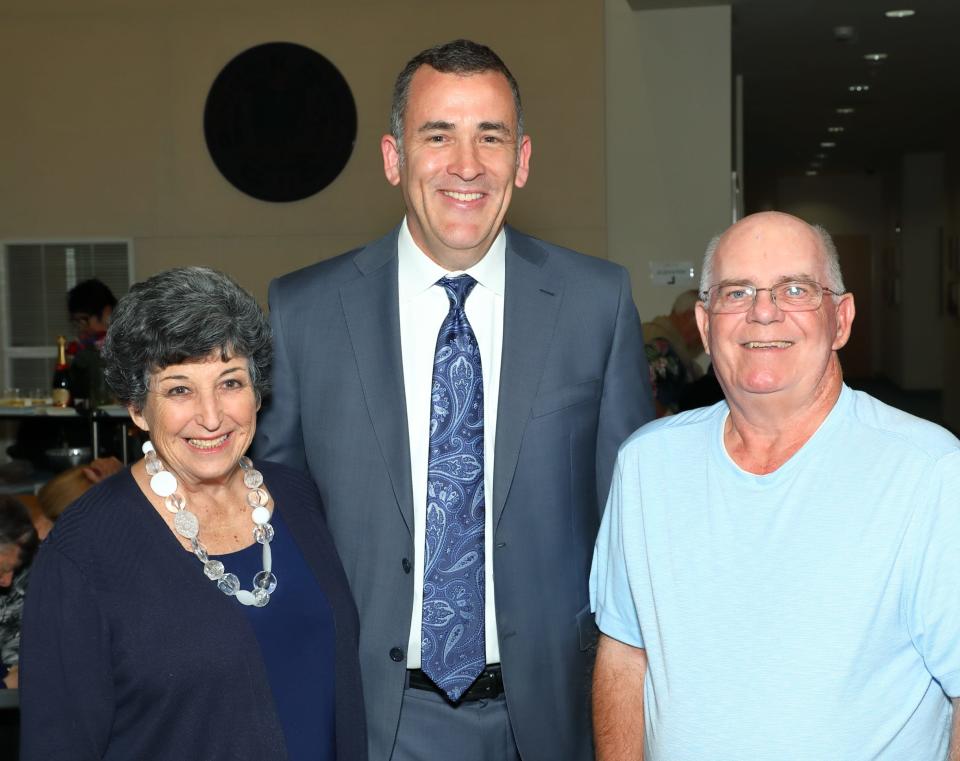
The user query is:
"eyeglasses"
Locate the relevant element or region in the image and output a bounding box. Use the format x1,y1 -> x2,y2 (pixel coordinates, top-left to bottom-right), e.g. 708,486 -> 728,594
70,313 -> 92,328
700,280 -> 843,314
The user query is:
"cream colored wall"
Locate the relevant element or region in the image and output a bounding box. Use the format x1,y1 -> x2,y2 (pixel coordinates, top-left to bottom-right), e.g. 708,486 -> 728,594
0,0 -> 605,306
605,1 -> 731,323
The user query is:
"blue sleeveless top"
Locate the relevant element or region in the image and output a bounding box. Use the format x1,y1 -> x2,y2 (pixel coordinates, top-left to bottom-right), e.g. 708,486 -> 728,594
214,508 -> 336,760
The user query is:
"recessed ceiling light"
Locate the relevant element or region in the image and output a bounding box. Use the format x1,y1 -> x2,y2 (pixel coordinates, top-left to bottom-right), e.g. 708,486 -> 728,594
806,170 -> 819,176
885,9 -> 915,18
816,153 -> 828,159
864,52 -> 888,62
828,126 -> 845,133
848,84 -> 871,93
820,142 -> 836,148
836,107 -> 856,115
810,162 -> 822,168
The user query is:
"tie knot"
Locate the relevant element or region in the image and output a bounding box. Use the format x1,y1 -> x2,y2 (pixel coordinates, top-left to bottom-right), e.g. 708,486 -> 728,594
438,275 -> 477,310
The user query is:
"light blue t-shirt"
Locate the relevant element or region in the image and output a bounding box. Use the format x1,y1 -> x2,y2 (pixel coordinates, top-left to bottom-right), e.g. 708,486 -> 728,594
591,385 -> 960,760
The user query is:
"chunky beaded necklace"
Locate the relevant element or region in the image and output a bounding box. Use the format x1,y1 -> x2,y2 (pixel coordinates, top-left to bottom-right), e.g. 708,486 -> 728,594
142,441 -> 277,607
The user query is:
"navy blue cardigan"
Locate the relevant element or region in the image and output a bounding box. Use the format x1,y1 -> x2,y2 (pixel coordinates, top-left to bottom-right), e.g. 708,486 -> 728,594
19,461 -> 366,760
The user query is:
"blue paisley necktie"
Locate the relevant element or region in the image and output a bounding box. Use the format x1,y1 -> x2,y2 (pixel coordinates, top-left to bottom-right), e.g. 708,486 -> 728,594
421,275 -> 486,702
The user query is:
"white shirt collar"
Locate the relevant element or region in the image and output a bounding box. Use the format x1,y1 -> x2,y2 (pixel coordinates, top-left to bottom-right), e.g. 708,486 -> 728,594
397,217 -> 506,303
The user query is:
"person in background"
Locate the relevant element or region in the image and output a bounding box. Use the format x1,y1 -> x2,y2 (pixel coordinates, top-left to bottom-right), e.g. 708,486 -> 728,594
0,495 -> 39,689
642,289 -> 705,416
66,278 -> 116,350
255,38 -> 652,761
67,279 -> 117,406
20,267 -> 365,760
16,457 -> 126,539
0,457 -> 129,693
7,280 -> 118,466
591,211 -> 960,760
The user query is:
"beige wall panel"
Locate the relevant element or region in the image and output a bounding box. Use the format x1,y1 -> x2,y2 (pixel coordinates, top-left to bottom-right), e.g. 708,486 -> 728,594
133,234 -> 368,305
1,0 -> 605,301
605,2 -> 731,323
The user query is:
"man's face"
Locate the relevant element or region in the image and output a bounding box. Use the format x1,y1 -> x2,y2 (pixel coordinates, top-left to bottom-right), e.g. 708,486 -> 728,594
71,306 -> 111,341
381,66 -> 531,270
695,213 -> 855,402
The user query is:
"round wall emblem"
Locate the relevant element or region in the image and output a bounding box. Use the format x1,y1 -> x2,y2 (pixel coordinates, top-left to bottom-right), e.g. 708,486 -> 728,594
204,42 -> 357,202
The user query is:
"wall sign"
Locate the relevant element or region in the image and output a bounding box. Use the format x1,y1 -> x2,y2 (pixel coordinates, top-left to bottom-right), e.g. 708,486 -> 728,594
649,261 -> 696,287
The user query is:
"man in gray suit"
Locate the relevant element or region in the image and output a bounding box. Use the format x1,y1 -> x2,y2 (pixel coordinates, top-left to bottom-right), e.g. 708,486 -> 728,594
255,39 -> 653,761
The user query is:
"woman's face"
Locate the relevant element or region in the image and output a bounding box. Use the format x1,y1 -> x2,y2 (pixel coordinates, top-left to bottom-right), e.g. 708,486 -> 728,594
129,352 -> 258,489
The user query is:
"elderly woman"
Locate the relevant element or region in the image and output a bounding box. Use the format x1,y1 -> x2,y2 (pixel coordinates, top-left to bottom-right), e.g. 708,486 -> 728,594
19,268 -> 365,760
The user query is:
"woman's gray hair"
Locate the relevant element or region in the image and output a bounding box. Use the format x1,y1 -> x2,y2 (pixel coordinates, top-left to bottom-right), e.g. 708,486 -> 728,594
102,267 -> 271,411
699,222 -> 845,304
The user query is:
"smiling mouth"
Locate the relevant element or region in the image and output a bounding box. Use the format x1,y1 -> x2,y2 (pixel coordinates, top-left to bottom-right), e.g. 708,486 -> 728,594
188,433 -> 229,449
442,190 -> 484,202
743,341 -> 793,349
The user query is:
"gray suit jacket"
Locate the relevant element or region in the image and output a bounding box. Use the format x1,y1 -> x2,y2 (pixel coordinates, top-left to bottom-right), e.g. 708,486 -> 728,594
254,226 -> 653,761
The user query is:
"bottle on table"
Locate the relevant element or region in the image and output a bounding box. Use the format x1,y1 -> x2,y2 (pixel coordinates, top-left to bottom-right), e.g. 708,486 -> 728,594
51,335 -> 72,407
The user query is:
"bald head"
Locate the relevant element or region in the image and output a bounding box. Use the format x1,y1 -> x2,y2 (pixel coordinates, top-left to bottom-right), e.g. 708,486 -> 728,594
700,212 -> 844,302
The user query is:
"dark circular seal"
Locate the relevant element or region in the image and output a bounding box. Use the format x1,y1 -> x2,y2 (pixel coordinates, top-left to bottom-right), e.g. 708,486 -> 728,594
204,42 -> 357,202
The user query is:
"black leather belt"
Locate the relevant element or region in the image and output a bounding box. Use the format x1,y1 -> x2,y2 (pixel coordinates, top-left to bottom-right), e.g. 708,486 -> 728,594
407,666 -> 504,703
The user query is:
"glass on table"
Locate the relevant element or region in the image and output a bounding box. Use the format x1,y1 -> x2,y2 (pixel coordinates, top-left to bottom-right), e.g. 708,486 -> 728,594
29,388 -> 53,406
1,388 -> 23,407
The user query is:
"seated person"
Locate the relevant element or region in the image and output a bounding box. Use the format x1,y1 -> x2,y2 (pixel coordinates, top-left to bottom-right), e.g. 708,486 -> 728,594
0,459 -> 118,690
36,457 -> 123,523
0,496 -> 39,689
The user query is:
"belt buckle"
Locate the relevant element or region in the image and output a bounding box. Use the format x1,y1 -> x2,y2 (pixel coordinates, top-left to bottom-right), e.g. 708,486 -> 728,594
467,668 -> 500,701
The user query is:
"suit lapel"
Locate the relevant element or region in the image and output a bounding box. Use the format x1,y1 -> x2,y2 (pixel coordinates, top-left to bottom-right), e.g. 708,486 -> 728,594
340,229 -> 415,535
493,228 -> 563,528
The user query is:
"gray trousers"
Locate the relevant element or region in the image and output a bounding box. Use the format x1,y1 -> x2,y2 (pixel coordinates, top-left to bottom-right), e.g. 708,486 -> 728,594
391,684 -> 522,761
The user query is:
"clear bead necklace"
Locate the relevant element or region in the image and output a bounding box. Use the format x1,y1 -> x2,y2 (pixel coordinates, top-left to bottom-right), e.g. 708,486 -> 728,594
143,441 -> 277,607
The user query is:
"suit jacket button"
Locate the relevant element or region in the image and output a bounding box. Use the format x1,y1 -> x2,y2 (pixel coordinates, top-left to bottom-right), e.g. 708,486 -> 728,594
390,647 -> 405,662
401,558 -> 412,573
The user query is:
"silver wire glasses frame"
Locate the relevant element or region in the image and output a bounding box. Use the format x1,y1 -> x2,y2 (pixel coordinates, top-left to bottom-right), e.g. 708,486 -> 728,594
699,280 -> 844,314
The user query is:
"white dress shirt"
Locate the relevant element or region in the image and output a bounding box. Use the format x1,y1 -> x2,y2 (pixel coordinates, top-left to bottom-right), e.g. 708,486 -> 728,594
398,218 -> 504,668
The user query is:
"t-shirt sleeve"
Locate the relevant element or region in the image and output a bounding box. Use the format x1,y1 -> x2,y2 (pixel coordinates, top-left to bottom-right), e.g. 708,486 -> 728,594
905,450 -> 960,696
590,453 -> 645,648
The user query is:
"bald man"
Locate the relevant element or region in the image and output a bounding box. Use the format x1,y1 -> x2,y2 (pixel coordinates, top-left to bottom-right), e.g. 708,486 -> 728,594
591,212 -> 960,760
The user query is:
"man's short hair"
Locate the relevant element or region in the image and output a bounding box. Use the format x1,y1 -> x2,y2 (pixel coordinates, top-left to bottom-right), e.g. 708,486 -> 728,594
389,38 -> 524,156
68,279 -> 117,318
699,222 -> 845,304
